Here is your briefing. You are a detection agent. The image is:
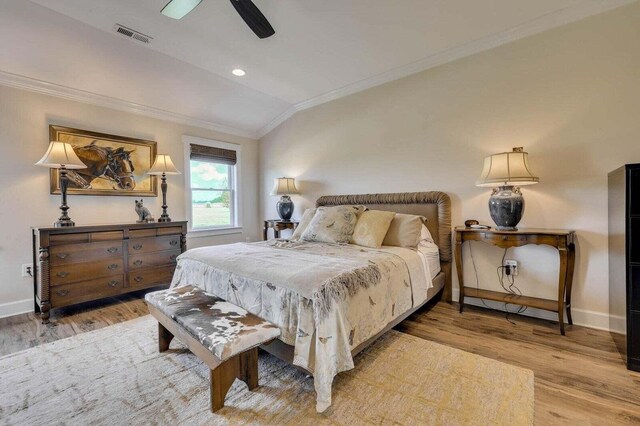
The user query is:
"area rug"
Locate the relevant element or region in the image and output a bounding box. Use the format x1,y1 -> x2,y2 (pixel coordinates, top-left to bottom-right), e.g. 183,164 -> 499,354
0,316 -> 534,425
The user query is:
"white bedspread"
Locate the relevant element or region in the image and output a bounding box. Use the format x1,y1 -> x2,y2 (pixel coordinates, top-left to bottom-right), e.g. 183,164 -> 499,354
171,240 -> 433,412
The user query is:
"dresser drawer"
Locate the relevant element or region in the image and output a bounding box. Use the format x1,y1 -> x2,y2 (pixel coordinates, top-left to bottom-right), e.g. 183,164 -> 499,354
49,231 -> 124,245
129,249 -> 180,270
51,275 -> 124,307
50,241 -> 123,265
128,235 -> 181,254
157,226 -> 183,236
51,259 -> 124,286
128,266 -> 175,290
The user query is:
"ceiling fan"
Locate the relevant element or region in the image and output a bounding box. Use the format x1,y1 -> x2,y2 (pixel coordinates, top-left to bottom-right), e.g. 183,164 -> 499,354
161,0 -> 275,39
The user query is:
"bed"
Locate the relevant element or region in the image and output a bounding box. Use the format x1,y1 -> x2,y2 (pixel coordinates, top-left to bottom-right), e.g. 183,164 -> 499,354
171,191 -> 451,412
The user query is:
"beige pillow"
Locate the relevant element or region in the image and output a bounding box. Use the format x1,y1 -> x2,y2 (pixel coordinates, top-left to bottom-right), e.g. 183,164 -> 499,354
291,208 -> 316,240
301,205 -> 363,244
350,210 -> 396,248
383,213 -> 426,248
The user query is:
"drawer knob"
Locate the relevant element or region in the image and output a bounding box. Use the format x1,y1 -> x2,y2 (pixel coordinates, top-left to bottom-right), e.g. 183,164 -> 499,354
107,264 -> 119,270
133,244 -> 143,250
55,289 -> 70,297
56,271 -> 69,278
134,276 -> 143,283
169,240 -> 178,246
56,253 -> 68,259
108,280 -> 119,287
133,260 -> 143,266
502,236 -> 508,240
106,247 -> 119,254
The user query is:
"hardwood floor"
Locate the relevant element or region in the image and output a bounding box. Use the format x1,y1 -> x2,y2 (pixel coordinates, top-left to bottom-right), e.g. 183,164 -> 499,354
1,294 -> 639,424
398,302 -> 640,425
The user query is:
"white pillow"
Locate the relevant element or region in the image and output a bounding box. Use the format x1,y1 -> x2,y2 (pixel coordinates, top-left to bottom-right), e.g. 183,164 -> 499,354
291,208 -> 316,240
420,224 -> 435,244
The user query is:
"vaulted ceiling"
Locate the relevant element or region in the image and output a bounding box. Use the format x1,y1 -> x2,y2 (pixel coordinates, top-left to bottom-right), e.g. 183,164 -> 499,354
1,0 -> 633,138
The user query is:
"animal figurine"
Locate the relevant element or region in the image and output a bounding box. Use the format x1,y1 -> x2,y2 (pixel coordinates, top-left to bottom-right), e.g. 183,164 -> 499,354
135,199 -> 154,223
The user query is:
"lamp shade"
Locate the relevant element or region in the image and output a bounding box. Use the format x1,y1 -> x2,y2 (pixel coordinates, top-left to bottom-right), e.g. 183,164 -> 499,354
270,177 -> 299,195
147,154 -> 181,175
35,141 -> 87,169
476,147 -> 539,187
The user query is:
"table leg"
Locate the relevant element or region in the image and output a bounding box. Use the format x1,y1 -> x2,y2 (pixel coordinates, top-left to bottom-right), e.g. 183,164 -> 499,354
274,229 -> 280,239
263,225 -> 268,241
557,247 -> 569,335
565,242 -> 576,325
455,239 -> 465,313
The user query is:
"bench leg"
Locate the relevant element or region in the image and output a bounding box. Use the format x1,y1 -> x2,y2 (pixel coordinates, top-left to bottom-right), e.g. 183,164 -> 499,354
239,348 -> 259,390
158,322 -> 174,353
209,348 -> 259,412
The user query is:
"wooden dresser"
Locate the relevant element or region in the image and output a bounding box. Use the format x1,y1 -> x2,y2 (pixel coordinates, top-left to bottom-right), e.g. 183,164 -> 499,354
32,222 -> 187,323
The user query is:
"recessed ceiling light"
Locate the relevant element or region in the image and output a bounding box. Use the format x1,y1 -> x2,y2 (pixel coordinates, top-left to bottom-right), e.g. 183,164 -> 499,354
232,69 -> 246,77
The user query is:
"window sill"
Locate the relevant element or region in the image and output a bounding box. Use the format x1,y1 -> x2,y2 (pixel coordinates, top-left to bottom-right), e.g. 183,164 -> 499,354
187,226 -> 243,239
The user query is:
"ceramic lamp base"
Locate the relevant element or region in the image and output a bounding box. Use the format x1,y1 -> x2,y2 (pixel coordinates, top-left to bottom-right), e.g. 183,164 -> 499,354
489,185 -> 524,231
54,218 -> 75,228
276,195 -> 294,220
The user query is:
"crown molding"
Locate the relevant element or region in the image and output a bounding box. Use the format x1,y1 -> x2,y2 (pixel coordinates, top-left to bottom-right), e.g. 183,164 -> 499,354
256,0 -> 635,139
0,70 -> 257,139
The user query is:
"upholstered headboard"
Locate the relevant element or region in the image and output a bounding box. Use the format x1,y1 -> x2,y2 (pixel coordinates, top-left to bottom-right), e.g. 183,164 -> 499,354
315,191 -> 452,262
316,191 -> 452,301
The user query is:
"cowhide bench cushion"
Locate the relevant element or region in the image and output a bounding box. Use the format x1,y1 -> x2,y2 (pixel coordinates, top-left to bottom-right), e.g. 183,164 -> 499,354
145,285 -> 281,412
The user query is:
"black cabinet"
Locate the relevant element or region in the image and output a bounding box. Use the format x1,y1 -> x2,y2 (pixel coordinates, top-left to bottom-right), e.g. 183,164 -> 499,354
609,164 -> 640,371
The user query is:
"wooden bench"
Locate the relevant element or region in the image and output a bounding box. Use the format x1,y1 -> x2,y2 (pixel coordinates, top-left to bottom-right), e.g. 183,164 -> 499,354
145,285 -> 281,412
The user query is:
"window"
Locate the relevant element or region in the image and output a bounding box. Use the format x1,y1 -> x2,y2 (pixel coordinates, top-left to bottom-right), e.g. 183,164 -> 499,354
184,137 -> 241,234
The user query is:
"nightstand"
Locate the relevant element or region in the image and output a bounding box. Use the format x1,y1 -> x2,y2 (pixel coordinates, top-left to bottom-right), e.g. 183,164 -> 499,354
263,220 -> 299,240
454,227 -> 576,335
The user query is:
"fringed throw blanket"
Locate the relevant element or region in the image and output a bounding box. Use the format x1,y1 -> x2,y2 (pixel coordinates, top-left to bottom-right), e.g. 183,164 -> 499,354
171,240 -> 432,413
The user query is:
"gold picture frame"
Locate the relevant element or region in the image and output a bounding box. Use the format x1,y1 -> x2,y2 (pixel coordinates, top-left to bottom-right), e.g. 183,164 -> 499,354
49,125 -> 158,197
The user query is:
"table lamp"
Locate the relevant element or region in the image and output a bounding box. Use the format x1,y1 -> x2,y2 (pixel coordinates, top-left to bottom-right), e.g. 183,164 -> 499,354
270,177 -> 299,221
147,154 -> 181,222
35,141 -> 87,227
476,147 -> 539,230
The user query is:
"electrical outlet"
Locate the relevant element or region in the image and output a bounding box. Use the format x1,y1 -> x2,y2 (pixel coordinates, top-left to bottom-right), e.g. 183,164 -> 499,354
505,260 -> 518,276
21,264 -> 33,278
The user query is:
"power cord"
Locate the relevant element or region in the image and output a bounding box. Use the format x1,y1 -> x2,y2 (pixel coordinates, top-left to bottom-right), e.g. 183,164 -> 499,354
469,242 -> 527,325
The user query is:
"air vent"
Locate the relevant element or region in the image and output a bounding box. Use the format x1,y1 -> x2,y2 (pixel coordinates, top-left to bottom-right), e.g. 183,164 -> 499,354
113,24 -> 153,45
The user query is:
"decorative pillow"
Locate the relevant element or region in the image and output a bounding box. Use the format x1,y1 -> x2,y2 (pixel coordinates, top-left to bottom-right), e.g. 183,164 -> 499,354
420,223 -> 435,244
382,213 -> 427,248
291,208 -> 316,240
300,205 -> 363,244
350,210 -> 396,248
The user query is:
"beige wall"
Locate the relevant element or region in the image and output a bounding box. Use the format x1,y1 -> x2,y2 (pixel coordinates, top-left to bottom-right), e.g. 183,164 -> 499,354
259,3 -> 640,330
0,85 -> 259,316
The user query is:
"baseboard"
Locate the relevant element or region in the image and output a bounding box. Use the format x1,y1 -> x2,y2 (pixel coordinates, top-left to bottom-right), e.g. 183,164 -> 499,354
451,289 -> 621,333
0,298 -> 34,319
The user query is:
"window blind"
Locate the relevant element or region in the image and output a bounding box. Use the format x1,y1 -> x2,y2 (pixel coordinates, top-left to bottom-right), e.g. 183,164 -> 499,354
190,143 -> 237,165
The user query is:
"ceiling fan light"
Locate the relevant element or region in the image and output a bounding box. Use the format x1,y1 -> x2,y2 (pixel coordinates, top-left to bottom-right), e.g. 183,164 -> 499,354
161,0 -> 203,19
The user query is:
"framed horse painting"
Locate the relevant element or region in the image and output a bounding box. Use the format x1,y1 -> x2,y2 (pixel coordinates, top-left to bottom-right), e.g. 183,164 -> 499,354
48,125 -> 158,197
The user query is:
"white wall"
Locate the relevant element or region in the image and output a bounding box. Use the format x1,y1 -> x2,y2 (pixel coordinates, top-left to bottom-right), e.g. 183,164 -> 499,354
0,85 -> 259,317
259,3 -> 640,331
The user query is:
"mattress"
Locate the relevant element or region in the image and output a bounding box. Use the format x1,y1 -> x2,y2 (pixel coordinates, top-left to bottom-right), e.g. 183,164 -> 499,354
418,242 -> 441,279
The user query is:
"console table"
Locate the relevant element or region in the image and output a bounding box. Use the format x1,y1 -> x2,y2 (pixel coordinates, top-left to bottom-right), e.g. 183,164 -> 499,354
454,227 -> 576,335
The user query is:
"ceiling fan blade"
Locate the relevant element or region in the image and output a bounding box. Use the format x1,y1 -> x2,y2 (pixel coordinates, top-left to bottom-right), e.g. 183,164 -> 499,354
229,0 -> 275,39
161,0 -> 203,19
